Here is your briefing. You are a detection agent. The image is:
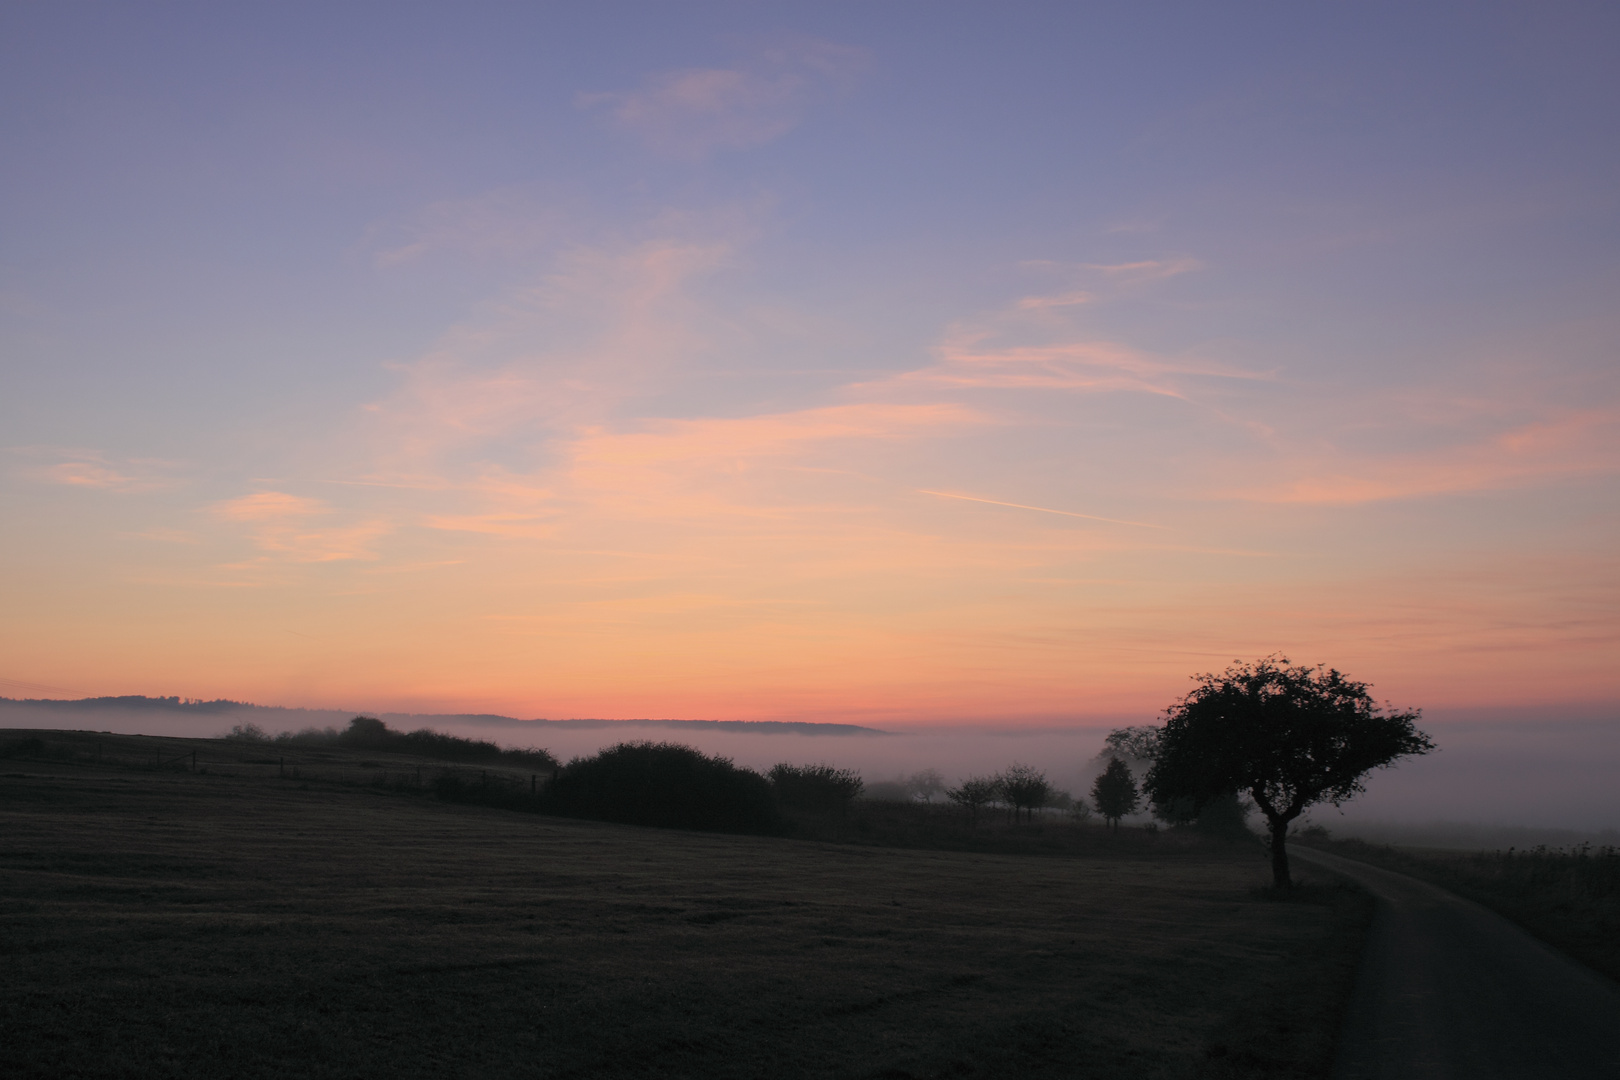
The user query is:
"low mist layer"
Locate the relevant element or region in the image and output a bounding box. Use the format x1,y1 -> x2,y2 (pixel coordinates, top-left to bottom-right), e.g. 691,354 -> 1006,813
4,696 -> 1616,840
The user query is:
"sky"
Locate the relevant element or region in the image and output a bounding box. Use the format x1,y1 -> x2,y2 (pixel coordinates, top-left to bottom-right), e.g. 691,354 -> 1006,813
2,2 -> 1617,728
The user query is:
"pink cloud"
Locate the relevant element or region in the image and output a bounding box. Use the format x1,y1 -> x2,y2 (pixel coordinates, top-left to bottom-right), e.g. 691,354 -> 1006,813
211,491 -> 389,562
212,491 -> 327,521
572,402 -> 984,469
885,335 -> 1264,398
13,448 -> 180,492
1081,257 -> 1201,282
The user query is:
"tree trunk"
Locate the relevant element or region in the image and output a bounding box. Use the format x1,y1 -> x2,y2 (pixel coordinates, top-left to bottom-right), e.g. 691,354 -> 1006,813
1269,817 -> 1292,888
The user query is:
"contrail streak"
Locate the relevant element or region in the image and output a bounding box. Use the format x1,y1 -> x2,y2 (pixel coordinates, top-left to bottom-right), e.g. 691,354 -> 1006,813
918,490 -> 1165,529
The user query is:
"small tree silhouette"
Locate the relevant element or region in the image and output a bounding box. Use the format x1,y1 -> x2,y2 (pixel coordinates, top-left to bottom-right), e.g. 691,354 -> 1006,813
946,776 -> 1001,826
1091,757 -> 1139,831
907,768 -> 946,803
998,764 -> 1052,823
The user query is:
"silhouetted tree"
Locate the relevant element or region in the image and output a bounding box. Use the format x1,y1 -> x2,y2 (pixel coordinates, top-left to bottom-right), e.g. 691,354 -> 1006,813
1091,757 -> 1139,830
907,768 -> 946,803
1145,656 -> 1433,887
768,763 -> 864,815
1101,725 -> 1162,764
946,775 -> 1001,826
339,715 -> 391,746
998,763 -> 1052,822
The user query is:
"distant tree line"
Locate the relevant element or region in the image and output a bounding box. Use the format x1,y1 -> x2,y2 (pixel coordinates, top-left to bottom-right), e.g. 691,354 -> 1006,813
944,764 -> 1064,825
225,716 -> 559,769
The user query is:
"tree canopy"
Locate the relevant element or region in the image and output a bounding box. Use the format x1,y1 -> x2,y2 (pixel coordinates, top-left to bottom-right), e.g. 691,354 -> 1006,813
1100,725 -> 1162,763
998,763 -> 1052,822
1145,655 -> 1432,886
946,776 -> 1000,825
1091,758 -> 1140,830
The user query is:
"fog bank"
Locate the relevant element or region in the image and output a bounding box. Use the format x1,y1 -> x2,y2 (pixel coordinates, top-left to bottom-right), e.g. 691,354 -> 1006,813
4,698 -> 1615,834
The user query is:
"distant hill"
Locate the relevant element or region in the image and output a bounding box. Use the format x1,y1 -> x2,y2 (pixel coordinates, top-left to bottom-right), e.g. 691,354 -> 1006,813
0,695 -> 889,737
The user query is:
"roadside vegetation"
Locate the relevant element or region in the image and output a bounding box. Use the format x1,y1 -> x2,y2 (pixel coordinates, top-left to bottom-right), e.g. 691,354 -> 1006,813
1298,831 -> 1620,981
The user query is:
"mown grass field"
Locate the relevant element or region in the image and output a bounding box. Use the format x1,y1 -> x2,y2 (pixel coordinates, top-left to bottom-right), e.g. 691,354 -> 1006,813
2,731 -> 1367,1079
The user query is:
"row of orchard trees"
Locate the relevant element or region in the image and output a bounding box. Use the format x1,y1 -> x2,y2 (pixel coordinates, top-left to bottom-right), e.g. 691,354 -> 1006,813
936,754 -> 1148,831
943,764 -> 1057,825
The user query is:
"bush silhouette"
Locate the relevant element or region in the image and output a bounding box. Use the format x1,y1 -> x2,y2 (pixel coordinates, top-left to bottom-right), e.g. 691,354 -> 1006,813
768,763 -> 864,815
547,741 -> 781,834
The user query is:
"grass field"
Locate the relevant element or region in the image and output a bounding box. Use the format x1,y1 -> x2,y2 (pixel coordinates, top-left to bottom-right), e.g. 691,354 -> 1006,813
2,731 -> 1368,1079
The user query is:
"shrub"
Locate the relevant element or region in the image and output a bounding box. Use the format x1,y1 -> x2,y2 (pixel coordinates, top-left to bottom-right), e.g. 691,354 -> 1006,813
768,763 -> 864,815
548,741 -> 781,834
223,723 -> 271,743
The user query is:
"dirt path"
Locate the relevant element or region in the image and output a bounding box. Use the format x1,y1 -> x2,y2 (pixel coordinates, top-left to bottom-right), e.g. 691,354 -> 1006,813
1292,846 -> 1620,1079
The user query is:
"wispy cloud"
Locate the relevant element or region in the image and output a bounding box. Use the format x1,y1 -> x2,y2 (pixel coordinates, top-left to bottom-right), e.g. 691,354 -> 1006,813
1016,290 -> 1095,311
572,403 -> 983,471
1226,409 -> 1620,504
918,490 -> 1165,529
10,448 -> 181,493
1081,257 -> 1201,281
211,491 -> 389,562
884,334 -> 1265,398
364,187 -> 563,268
213,491 -> 327,521
579,38 -> 869,157
363,231 -> 737,471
